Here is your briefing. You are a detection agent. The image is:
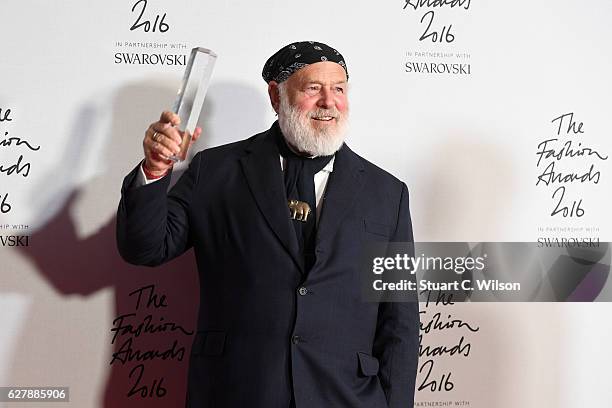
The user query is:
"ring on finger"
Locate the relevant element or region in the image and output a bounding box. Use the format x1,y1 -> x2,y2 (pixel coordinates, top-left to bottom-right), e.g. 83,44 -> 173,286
152,131 -> 162,142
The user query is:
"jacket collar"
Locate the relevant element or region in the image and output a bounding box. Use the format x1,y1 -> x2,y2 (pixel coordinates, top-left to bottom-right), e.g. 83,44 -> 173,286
240,122 -> 365,273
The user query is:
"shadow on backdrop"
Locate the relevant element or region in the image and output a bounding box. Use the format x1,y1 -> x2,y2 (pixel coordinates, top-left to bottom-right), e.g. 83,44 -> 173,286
415,134 -> 562,407
11,80 -> 268,407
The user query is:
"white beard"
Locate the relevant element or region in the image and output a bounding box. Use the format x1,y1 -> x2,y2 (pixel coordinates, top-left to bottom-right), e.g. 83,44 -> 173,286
277,86 -> 349,157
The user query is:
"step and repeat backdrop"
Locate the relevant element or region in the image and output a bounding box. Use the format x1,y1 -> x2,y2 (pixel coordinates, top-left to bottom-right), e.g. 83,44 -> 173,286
1,1 -> 611,407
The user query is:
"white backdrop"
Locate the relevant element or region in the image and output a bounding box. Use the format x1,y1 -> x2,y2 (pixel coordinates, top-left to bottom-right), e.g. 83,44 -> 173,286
1,0 -> 611,407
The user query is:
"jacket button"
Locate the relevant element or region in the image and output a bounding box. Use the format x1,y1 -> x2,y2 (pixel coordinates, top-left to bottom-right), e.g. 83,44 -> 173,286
298,287 -> 308,296
291,335 -> 301,345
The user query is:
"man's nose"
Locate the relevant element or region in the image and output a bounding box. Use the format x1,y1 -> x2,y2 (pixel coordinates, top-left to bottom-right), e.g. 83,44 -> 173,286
317,87 -> 335,109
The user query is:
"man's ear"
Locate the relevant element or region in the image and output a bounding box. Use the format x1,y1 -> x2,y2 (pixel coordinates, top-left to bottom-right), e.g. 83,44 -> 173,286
268,81 -> 280,113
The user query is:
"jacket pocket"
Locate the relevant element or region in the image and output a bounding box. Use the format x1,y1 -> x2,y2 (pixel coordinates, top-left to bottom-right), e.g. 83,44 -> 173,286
192,330 -> 226,356
364,220 -> 393,238
357,352 -> 380,377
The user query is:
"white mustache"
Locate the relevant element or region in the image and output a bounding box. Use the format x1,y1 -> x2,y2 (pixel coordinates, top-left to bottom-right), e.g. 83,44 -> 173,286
309,109 -> 340,119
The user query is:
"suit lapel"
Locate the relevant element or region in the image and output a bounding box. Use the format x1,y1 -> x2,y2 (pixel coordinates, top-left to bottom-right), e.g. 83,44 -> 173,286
240,124 -> 304,274
316,144 -> 365,248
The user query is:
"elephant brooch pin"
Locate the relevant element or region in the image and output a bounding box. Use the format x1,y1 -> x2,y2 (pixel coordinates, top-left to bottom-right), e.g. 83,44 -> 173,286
288,199 -> 311,222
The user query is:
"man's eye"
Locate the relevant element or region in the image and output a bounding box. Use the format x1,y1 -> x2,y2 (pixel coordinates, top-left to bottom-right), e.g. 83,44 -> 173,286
304,86 -> 320,96
335,87 -> 345,93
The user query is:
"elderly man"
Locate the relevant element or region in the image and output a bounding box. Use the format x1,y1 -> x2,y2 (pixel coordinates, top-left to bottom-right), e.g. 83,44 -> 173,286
117,41 -> 418,408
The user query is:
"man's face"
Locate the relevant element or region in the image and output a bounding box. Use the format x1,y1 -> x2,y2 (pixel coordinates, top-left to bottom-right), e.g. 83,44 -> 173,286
283,61 -> 349,130
273,61 -> 349,156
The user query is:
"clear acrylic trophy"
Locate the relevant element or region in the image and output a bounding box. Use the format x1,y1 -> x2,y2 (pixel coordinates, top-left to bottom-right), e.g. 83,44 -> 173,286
170,47 -> 217,162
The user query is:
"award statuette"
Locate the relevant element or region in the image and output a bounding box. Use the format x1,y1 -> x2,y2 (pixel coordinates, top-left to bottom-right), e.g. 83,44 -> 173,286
170,47 -> 217,162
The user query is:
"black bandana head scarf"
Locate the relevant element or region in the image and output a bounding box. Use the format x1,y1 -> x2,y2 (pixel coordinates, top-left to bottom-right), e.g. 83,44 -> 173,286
262,41 -> 349,83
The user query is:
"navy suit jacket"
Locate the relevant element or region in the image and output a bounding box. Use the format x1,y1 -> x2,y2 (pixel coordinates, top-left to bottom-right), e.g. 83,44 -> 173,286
116,122 -> 419,407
